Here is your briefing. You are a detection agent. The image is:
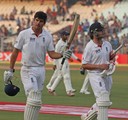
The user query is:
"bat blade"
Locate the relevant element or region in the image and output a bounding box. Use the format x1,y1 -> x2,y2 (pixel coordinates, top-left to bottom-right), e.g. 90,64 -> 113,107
66,14 -> 80,48
60,13 -> 80,68
113,40 -> 124,54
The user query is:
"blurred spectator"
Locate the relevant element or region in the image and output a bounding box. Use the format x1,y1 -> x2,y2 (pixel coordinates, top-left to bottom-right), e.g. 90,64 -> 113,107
82,19 -> 90,32
1,24 -> 8,36
12,6 -> 17,15
8,24 -> 14,36
4,14 -> 9,20
110,33 -> 120,50
20,6 -> 26,14
40,0 -> 44,5
122,13 -> 128,29
114,0 -> 123,7
9,12 -> 15,20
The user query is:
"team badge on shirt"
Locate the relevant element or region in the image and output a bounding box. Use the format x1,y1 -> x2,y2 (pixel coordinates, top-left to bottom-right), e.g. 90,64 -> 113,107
43,37 -> 45,43
30,37 -> 35,41
106,47 -> 108,52
95,49 -> 101,53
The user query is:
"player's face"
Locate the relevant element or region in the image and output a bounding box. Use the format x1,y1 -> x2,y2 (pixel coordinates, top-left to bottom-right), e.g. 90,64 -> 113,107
32,18 -> 45,30
97,29 -> 105,40
62,35 -> 69,41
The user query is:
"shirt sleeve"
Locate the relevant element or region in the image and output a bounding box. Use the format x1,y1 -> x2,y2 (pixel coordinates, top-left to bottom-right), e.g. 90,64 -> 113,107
82,45 -> 92,64
47,34 -> 55,51
14,32 -> 24,50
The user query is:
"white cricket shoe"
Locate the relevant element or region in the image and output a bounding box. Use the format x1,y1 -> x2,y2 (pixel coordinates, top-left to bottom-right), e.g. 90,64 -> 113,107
81,110 -> 97,120
71,88 -> 76,92
80,90 -> 90,95
84,91 -> 90,95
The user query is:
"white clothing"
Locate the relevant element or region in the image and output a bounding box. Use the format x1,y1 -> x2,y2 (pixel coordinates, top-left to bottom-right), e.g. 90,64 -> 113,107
80,74 -> 90,93
82,40 -> 112,73
49,39 -> 76,93
82,40 -> 113,119
14,28 -> 54,94
21,66 -> 45,95
14,27 -> 54,67
82,40 -> 113,98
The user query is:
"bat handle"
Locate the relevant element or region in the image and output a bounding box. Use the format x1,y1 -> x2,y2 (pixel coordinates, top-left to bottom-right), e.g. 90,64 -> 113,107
60,57 -> 66,70
61,57 -> 66,65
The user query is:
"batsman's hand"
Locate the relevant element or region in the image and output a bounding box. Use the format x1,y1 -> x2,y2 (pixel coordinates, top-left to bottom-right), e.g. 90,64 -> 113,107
100,62 -> 116,77
63,49 -> 72,59
4,69 -> 14,84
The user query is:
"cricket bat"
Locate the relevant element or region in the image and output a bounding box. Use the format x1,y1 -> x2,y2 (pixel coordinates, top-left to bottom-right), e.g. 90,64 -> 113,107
60,13 -> 80,69
113,40 -> 124,54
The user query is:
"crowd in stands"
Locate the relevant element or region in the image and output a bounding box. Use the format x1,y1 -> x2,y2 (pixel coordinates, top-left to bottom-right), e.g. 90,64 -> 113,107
0,0 -> 128,54
80,0 -> 102,6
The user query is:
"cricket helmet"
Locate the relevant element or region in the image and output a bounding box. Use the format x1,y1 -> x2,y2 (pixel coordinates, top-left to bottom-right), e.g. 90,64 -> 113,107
89,22 -> 104,39
4,81 -> 20,96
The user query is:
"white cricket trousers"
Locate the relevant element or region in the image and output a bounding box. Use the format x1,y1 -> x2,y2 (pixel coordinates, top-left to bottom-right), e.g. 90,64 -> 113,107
88,72 -> 112,99
21,66 -> 45,95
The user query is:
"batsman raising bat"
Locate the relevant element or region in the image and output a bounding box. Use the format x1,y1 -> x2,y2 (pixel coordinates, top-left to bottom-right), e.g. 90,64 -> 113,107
3,11 -> 72,120
81,21 -> 115,120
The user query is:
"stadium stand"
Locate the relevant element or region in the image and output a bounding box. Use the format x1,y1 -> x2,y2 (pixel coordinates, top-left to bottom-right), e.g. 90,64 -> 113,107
0,0 -> 128,54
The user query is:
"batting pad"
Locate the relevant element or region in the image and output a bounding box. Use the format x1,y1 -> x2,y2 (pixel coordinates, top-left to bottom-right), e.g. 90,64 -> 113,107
97,106 -> 108,120
97,92 -> 111,120
81,110 -> 97,120
24,90 -> 42,120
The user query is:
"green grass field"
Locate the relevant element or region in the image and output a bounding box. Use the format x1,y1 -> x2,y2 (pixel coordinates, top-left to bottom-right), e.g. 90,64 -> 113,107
0,63 -> 128,120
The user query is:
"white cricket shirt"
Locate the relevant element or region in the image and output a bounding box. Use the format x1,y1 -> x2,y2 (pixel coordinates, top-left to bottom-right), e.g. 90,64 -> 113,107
54,38 -> 68,64
14,27 -> 54,66
82,40 -> 112,73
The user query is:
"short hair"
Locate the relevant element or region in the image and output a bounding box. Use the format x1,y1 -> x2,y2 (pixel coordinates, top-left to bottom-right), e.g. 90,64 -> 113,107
34,11 -> 47,24
60,31 -> 70,36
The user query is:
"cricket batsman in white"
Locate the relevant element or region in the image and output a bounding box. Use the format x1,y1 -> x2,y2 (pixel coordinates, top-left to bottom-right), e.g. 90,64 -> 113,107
81,21 -> 116,120
3,11 -> 72,120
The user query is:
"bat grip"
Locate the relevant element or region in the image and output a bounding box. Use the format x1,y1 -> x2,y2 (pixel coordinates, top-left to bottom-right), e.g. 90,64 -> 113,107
60,57 -> 66,70
61,57 -> 66,65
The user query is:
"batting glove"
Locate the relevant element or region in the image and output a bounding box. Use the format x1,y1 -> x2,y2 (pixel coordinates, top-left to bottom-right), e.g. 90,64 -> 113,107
4,69 -> 15,85
100,62 -> 116,77
63,49 -> 72,59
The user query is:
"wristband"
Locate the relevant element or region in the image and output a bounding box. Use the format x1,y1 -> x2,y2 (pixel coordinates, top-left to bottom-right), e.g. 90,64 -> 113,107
9,69 -> 15,72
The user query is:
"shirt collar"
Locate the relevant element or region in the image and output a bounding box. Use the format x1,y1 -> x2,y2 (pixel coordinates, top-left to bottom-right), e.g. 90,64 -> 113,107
91,39 -> 105,48
30,27 -> 44,36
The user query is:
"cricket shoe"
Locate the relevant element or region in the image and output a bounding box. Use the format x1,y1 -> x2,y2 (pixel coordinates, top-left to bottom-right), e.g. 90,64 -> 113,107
71,88 -> 76,92
48,89 -> 57,96
80,90 -> 90,95
67,91 -> 75,97
81,110 -> 97,120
